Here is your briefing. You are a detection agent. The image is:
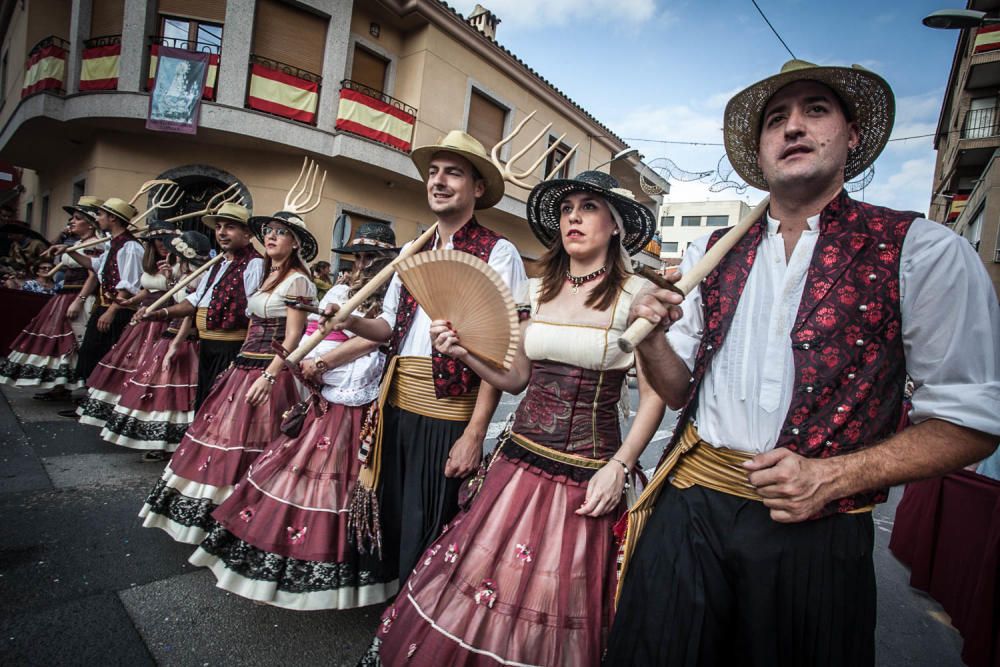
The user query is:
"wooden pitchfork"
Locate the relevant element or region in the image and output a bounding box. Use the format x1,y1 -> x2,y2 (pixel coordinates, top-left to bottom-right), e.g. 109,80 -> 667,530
165,182 -> 246,223
490,110 -> 579,188
128,179 -> 177,205
284,156 -> 326,215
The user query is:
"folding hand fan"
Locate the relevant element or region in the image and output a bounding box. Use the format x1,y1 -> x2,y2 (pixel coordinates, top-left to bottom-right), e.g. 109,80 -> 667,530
395,248 -> 520,370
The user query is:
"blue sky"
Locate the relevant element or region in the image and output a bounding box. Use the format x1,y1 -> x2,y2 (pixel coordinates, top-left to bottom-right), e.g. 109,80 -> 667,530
451,0 -> 958,214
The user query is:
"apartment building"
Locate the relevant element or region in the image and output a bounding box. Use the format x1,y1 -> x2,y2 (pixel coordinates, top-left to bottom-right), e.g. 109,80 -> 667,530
0,0 -> 666,271
658,199 -> 751,265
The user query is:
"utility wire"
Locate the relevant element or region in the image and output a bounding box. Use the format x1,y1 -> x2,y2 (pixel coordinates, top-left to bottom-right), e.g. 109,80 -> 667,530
751,0 -> 796,60
622,132 -> 938,147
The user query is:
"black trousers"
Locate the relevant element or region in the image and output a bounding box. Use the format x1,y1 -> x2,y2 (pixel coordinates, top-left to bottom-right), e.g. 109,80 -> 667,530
605,484 -> 876,667
377,403 -> 467,584
74,306 -> 133,382
195,339 -> 243,410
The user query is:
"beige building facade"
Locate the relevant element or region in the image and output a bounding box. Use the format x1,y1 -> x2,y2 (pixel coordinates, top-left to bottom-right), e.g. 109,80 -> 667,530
658,199 -> 751,265
930,0 -> 1000,298
0,0 -> 665,273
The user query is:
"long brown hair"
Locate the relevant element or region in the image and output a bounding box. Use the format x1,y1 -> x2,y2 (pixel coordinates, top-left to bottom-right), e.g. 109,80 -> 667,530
141,239 -> 175,274
347,254 -> 395,316
537,232 -> 627,311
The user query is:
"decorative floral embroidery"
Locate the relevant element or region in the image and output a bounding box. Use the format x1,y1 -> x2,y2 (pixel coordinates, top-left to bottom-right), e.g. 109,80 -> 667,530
444,543 -> 459,564
407,644 -> 418,659
380,607 -> 397,634
474,579 -> 498,608
239,507 -> 254,522
515,543 -> 533,563
286,526 -> 308,544
316,436 -> 331,450
197,455 -> 212,471
422,544 -> 441,567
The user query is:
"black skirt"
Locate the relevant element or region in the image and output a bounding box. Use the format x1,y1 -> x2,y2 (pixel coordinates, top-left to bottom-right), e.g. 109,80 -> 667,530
606,483 -> 876,667
195,339 -> 243,410
75,306 -> 134,382
376,403 -> 468,584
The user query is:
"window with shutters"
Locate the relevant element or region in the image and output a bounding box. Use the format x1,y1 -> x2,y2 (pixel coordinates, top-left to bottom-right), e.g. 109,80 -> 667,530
545,137 -> 573,180
160,16 -> 223,54
681,216 -> 701,227
466,89 -> 508,153
90,0 -> 124,37
662,241 -> 679,252
706,215 -> 729,227
351,45 -> 388,93
252,0 -> 327,75
662,215 -> 674,226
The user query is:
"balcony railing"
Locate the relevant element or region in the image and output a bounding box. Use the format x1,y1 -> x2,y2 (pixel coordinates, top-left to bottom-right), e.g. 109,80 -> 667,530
246,55 -> 322,126
146,35 -> 221,100
80,34 -> 122,91
336,79 -> 416,152
961,107 -> 1000,140
22,36 -> 69,98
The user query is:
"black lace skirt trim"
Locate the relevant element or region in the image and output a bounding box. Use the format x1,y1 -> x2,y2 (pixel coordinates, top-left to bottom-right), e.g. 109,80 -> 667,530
78,396 -> 115,423
357,637 -> 383,667
0,357 -> 79,385
499,437 -> 603,483
198,524 -> 392,593
143,478 -> 216,530
103,412 -> 190,445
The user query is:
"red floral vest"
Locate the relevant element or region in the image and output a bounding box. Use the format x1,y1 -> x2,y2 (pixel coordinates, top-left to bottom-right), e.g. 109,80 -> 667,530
665,190 -> 920,516
387,218 -> 503,398
99,231 -> 137,304
204,245 -> 261,331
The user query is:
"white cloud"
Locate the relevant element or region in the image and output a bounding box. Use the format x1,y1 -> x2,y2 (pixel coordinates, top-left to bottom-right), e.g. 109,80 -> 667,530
450,0 -> 657,27
862,157 -> 935,215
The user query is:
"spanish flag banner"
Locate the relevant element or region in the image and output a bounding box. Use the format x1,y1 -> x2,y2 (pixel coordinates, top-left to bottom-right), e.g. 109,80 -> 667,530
947,194 -> 969,222
147,45 -> 219,99
247,63 -> 319,124
80,43 -> 121,91
21,44 -> 67,98
336,87 -> 415,152
974,25 -> 1000,54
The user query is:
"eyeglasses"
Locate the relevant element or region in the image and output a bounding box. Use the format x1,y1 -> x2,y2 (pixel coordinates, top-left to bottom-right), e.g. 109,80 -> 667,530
262,225 -> 293,238
37,266 -> 53,273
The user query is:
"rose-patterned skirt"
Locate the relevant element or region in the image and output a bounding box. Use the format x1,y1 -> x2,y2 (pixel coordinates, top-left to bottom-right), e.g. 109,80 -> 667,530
101,333 -> 199,451
189,399 -> 398,610
139,361 -> 301,544
77,318 -> 168,428
0,292 -> 87,389
368,447 -> 622,667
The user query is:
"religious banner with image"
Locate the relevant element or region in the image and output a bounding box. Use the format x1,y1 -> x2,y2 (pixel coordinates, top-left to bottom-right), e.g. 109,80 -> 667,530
146,47 -> 210,134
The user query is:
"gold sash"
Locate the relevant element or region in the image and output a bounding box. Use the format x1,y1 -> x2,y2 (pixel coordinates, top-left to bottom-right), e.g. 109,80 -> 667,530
195,307 -> 248,342
388,356 -> 478,421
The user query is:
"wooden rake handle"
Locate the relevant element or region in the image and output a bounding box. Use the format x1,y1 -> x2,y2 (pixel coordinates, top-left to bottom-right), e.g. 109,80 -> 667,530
618,196 -> 770,353
145,253 -> 225,313
285,222 -> 439,365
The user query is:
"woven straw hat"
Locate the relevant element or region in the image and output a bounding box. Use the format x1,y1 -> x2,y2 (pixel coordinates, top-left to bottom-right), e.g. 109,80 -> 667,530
98,198 -> 138,225
248,210 -> 319,262
62,196 -> 103,226
526,170 -> 656,255
202,202 -> 251,230
723,59 -> 895,191
411,131 -> 505,209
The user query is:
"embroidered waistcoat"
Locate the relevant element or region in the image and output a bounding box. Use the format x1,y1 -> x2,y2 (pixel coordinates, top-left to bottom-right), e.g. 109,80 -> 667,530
665,190 -> 920,516
205,245 -> 261,331
387,218 -> 503,398
99,231 -> 136,304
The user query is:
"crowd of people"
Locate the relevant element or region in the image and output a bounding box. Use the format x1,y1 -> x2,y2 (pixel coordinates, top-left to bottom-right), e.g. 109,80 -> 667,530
0,59 -> 998,666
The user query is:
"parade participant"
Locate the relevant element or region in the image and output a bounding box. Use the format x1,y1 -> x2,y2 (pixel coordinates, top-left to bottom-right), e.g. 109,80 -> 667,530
0,197 -> 103,397
311,260 -> 333,300
606,60 -> 1000,666
102,231 -> 212,460
138,203 -> 263,410
190,223 -> 401,610
140,207 -> 318,544
51,198 -> 143,399
326,131 -> 527,585
76,220 -> 178,427
364,171 -> 664,666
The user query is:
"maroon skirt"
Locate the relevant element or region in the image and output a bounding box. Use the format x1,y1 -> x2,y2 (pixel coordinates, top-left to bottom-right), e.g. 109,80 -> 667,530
0,292 -> 83,389
101,333 -> 200,451
77,318 -> 168,427
189,400 -> 398,610
373,449 -> 622,667
139,363 -> 301,544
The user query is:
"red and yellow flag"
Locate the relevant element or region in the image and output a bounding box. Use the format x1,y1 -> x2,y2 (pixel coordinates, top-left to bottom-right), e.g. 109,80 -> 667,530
21,44 -> 66,98
247,63 -> 319,124
335,87 -> 415,152
80,43 -> 121,91
974,25 -> 1000,54
947,194 -> 969,222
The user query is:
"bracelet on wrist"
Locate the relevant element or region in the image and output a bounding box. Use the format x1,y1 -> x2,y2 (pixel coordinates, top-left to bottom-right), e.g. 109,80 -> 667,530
261,370 -> 277,385
314,358 -> 329,372
611,456 -> 632,492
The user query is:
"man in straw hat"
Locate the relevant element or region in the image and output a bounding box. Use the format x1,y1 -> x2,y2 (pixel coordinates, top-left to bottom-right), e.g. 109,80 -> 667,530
49,198 -> 144,401
141,202 -> 263,409
328,131 -> 527,583
607,60 -> 1000,665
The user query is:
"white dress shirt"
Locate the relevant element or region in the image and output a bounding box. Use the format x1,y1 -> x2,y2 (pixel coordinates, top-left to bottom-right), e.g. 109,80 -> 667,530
667,216 -> 1000,453
185,254 -> 265,314
91,238 -> 144,295
378,232 -> 528,356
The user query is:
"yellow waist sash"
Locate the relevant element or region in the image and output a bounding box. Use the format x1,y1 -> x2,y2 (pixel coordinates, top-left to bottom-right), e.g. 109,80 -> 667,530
195,307 -> 248,342
387,356 -> 478,422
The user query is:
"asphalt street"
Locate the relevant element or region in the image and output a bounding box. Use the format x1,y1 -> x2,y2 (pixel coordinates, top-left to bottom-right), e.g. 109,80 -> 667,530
0,383 -> 965,666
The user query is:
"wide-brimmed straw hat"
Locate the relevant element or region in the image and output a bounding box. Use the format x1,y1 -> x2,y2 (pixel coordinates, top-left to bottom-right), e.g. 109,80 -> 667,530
724,59 -> 895,191
202,202 -> 251,230
170,230 -> 213,266
62,196 -> 103,226
248,210 -> 319,262
98,198 -> 138,226
333,221 -> 400,256
140,219 -> 179,242
411,131 -> 505,210
526,170 -> 656,256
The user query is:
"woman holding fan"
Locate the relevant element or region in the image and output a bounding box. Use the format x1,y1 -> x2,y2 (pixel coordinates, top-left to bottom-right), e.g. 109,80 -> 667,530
364,171 -> 666,666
